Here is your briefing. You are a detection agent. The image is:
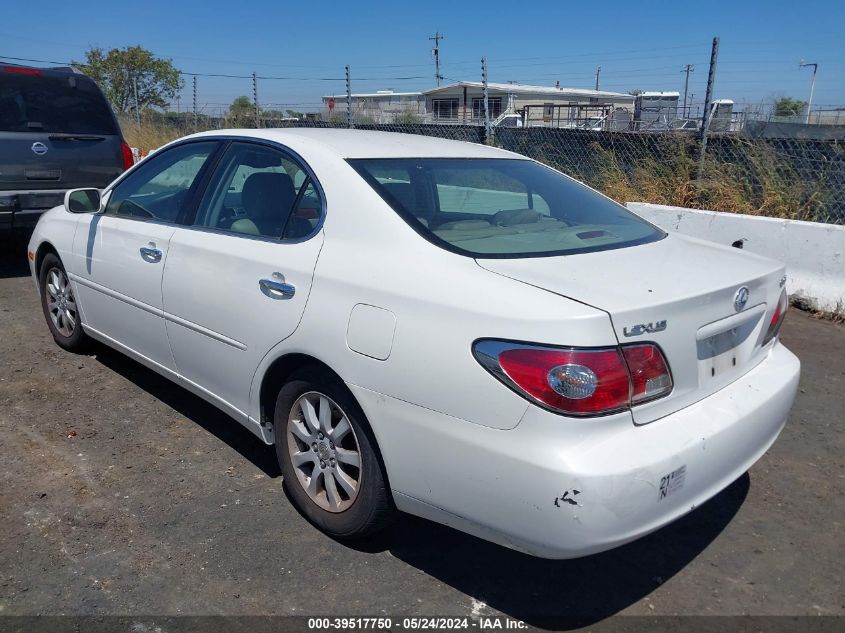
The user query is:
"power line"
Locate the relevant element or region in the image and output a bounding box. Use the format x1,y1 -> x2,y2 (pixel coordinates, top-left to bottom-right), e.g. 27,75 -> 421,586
179,71 -> 427,81
0,53 -> 72,65
0,55 -> 424,81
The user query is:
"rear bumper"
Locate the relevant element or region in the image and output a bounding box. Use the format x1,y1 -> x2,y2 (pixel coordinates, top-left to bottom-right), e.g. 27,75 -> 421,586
350,341 -> 800,559
0,190 -> 66,229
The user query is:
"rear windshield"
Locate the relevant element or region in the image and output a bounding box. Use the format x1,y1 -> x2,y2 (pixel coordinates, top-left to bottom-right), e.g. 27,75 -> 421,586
0,70 -> 118,134
350,158 -> 664,258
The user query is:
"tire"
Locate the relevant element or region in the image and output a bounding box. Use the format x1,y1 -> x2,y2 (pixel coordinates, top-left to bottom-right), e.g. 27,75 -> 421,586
274,367 -> 394,539
39,253 -> 88,352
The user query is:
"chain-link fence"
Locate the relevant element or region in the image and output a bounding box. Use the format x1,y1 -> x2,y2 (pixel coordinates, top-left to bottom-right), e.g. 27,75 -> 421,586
120,114 -> 845,225
495,127 -> 845,225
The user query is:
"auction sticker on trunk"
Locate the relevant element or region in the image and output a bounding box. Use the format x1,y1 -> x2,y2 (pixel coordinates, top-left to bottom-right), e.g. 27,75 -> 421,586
658,465 -> 686,501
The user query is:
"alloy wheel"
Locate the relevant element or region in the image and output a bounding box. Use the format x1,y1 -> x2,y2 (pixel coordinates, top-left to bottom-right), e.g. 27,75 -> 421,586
286,391 -> 362,513
44,267 -> 77,338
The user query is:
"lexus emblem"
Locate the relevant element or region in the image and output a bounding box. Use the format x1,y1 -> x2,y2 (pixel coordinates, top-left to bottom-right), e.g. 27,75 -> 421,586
31,142 -> 48,156
734,286 -> 750,312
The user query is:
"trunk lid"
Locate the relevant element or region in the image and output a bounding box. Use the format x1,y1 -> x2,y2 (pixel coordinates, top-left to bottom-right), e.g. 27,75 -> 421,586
477,233 -> 786,424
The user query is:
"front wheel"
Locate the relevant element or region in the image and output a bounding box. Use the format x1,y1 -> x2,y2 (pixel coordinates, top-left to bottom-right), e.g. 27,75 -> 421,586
275,367 -> 394,539
39,253 -> 88,352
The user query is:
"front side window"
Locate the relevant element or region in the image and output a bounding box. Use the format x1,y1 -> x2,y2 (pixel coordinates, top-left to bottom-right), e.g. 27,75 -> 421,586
105,142 -> 217,222
193,142 -> 321,239
350,158 -> 663,258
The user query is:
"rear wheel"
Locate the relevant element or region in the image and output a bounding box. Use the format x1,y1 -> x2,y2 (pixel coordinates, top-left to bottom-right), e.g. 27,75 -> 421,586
275,367 -> 394,539
39,253 -> 88,352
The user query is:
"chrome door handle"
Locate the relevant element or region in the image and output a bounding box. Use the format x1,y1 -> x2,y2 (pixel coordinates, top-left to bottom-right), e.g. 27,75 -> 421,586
139,246 -> 162,262
259,278 -> 295,298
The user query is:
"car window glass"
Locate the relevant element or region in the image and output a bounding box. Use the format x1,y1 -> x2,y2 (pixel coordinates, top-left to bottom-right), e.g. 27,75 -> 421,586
0,71 -> 117,134
431,168 -> 551,217
283,178 -> 322,239
105,142 -> 216,222
194,142 -> 313,239
351,158 -> 662,257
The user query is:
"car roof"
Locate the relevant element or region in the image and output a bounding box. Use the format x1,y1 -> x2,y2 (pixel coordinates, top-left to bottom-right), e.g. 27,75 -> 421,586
186,128 -> 523,160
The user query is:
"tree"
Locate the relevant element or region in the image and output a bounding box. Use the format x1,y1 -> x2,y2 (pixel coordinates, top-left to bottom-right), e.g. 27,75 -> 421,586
228,96 -> 255,125
773,97 -> 807,118
73,46 -> 182,114
628,89 -> 644,96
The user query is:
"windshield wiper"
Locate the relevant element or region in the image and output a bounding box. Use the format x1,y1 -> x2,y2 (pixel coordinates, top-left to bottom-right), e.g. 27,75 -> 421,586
48,134 -> 106,142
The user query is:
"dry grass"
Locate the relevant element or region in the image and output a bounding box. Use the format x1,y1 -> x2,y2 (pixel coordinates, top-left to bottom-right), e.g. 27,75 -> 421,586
121,119 -> 184,155
589,137 -> 836,222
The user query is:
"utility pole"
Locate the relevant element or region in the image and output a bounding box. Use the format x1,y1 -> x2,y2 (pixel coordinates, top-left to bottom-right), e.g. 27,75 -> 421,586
681,64 -> 694,118
252,71 -> 259,128
799,60 -> 818,124
429,32 -> 444,87
481,57 -> 491,142
697,37 -> 719,183
132,75 -> 141,128
192,76 -> 197,131
345,65 -> 353,129
594,66 -> 601,91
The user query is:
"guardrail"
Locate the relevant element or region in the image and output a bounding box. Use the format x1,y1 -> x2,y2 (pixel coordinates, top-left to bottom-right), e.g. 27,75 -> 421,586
627,202 -> 845,315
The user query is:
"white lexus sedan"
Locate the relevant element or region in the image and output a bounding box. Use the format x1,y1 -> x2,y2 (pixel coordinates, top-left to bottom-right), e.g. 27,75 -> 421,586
27,129 -> 800,559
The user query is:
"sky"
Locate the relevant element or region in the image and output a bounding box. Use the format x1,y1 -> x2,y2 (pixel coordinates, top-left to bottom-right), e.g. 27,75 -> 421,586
2,0 -> 843,115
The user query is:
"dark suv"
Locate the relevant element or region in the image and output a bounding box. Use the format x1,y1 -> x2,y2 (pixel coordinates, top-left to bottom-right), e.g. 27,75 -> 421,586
0,63 -> 132,230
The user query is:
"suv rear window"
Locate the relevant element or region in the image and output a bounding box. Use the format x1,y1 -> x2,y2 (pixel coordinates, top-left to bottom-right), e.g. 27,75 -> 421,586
350,158 -> 664,258
0,70 -> 117,134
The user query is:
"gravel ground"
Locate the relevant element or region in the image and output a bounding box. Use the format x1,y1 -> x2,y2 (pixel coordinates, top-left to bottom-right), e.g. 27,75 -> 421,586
0,231 -> 843,630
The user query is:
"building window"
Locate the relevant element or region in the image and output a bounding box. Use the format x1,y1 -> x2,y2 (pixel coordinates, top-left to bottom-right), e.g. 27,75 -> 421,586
471,97 -> 502,120
432,98 -> 459,120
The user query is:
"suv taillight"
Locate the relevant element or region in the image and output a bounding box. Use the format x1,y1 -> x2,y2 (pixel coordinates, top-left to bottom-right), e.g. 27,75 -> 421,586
120,141 -> 134,171
473,340 -> 673,416
762,290 -> 788,346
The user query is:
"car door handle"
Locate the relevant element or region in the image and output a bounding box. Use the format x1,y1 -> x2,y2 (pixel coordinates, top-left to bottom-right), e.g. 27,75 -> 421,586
259,278 -> 296,299
139,246 -> 162,263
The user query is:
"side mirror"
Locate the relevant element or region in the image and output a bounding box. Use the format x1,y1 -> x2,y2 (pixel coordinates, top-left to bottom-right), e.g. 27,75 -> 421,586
64,188 -> 101,214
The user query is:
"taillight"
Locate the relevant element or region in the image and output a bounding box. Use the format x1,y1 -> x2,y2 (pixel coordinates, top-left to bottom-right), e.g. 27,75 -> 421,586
120,141 -> 134,171
498,347 -> 630,414
473,340 -> 673,417
621,344 -> 673,404
762,290 -> 788,345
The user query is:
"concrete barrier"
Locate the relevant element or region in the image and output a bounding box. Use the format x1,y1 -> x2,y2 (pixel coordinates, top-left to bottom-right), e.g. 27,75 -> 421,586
627,202 -> 845,314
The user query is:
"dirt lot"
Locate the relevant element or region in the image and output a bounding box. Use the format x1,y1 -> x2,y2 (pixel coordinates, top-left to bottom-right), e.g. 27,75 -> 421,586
0,230 -> 843,630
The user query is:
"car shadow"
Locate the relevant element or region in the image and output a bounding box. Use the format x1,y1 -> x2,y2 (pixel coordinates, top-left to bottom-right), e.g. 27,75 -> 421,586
0,230 -> 34,279
92,341 -> 748,628
92,343 -> 280,478
377,474 -> 749,629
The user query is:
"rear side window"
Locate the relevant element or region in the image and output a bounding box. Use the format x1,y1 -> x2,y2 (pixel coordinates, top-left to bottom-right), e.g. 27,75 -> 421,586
194,142 -> 321,240
350,158 -> 663,258
0,69 -> 117,134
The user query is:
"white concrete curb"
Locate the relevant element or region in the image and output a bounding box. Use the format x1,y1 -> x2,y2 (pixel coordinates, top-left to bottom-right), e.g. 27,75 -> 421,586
627,202 -> 845,314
